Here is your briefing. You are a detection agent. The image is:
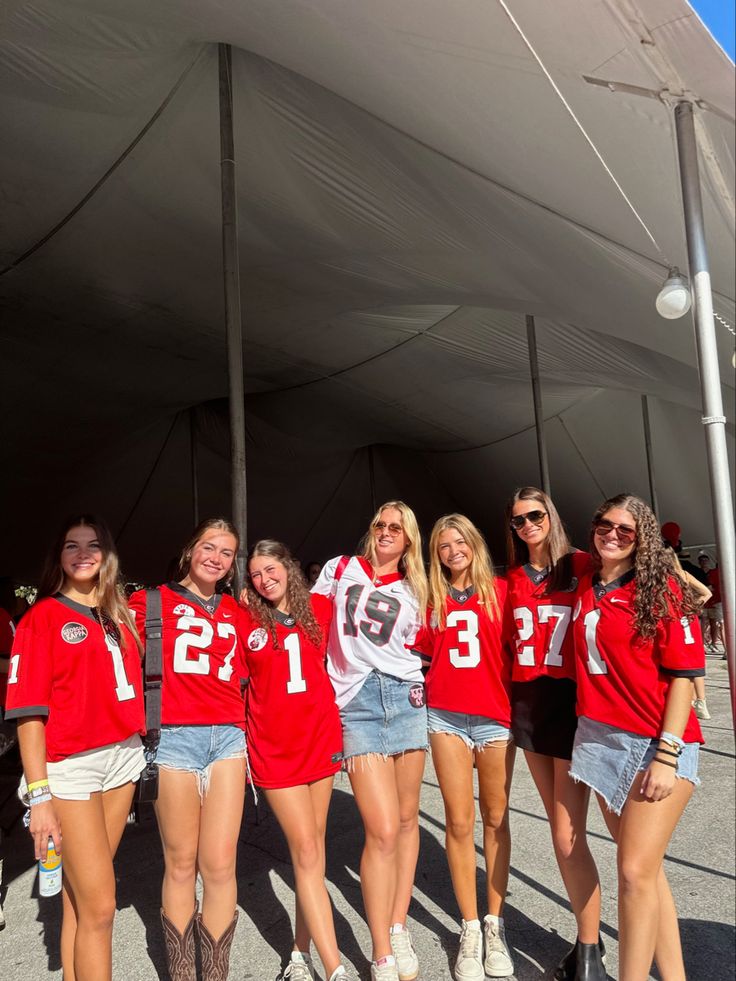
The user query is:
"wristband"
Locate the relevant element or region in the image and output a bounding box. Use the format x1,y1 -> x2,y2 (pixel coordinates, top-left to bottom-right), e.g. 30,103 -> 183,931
655,746 -> 680,758
27,779 -> 50,793
659,731 -> 685,749
29,792 -> 53,806
653,755 -> 678,769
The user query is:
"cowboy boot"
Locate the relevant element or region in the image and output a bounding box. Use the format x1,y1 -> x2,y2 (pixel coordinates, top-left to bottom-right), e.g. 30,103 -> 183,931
198,910 -> 238,981
554,937 -> 606,980
160,908 -> 197,981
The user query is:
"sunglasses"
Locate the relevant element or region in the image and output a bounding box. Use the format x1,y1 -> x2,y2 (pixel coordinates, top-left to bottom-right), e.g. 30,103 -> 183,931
593,518 -> 637,544
374,521 -> 403,537
510,509 -> 547,531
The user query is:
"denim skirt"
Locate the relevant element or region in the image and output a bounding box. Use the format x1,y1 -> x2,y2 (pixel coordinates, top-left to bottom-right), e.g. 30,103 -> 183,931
339,669 -> 428,761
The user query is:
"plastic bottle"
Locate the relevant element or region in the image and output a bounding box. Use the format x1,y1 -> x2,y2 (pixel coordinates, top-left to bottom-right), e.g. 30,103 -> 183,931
38,838 -> 62,897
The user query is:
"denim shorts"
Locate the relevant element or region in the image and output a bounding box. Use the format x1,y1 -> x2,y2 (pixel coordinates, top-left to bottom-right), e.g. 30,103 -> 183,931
156,724 -> 246,795
570,716 -> 700,816
340,670 -> 428,761
428,707 -> 511,750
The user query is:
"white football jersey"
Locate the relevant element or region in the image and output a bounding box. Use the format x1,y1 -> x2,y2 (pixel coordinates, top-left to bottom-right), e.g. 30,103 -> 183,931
312,555 -> 423,708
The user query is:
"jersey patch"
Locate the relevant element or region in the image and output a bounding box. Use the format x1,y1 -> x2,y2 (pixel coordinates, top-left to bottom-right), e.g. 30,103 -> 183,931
408,683 -> 425,708
247,627 -> 269,652
61,622 -> 88,645
173,603 -> 196,616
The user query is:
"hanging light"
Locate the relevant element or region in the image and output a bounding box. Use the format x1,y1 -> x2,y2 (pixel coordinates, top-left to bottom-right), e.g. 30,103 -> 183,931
655,267 -> 692,319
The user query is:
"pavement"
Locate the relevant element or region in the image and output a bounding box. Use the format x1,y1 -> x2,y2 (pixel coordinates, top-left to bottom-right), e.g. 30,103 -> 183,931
0,654 -> 733,980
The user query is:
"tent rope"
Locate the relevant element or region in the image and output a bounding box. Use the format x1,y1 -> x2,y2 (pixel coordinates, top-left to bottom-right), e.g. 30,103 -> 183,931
0,46 -> 206,278
115,413 -> 180,545
495,0 -> 672,266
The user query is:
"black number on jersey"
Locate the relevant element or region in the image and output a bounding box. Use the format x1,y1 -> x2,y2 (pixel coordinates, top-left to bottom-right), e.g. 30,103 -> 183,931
343,586 -> 401,647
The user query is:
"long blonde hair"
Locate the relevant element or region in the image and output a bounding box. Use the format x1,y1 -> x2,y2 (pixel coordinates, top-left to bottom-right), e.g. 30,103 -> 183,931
429,514 -> 499,629
39,514 -> 142,654
177,517 -> 240,588
360,500 -> 428,613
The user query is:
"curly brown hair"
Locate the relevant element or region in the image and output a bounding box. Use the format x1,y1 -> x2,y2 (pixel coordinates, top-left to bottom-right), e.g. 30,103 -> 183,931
244,540 -> 322,650
589,494 -> 699,639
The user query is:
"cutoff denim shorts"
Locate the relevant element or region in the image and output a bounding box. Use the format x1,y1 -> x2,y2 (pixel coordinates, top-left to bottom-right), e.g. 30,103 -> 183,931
340,670 -> 428,761
156,724 -> 246,796
428,707 -> 511,750
570,716 -> 700,816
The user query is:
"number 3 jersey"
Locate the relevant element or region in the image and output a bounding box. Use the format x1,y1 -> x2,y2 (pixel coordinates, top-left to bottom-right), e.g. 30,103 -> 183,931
128,584 -> 247,728
413,581 -> 513,724
312,556 -> 424,709
240,593 -> 342,789
572,571 -> 704,742
506,551 -> 591,683
5,596 -> 145,762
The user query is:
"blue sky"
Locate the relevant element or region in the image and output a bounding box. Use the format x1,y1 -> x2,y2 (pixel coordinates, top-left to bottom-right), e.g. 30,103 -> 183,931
692,0 -> 735,59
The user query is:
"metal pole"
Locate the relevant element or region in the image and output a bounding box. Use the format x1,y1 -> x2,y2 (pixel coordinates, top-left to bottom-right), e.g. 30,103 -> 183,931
219,43 -> 247,577
189,407 -> 199,527
641,395 -> 659,518
525,315 -> 551,495
674,100 -> 736,721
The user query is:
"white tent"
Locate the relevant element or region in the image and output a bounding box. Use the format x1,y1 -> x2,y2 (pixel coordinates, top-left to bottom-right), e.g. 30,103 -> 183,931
1,0 -> 734,581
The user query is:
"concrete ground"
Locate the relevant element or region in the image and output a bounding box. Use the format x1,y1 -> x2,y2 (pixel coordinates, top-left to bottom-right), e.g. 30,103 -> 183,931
0,654 -> 733,980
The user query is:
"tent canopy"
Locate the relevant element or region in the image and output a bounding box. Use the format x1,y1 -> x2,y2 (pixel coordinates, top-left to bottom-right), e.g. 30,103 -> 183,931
1,0 -> 734,581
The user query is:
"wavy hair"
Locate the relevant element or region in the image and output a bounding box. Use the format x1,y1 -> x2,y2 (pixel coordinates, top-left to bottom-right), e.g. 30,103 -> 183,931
360,500 -> 428,613
589,494 -> 699,639
428,514 -> 499,629
505,487 -> 574,593
177,517 -> 240,589
245,540 -> 322,649
39,514 -> 141,654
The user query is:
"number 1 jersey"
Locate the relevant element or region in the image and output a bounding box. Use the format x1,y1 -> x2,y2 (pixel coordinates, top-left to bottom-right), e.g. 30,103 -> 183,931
129,584 -> 247,727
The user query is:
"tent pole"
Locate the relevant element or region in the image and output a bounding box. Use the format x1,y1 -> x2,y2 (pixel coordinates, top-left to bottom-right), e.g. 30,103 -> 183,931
368,446 -> 377,514
674,100 -> 735,720
218,43 -> 247,572
641,395 -> 659,519
189,407 -> 199,527
525,315 -> 551,495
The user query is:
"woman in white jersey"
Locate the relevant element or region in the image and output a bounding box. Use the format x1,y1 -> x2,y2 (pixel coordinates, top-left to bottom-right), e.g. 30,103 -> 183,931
312,502 -> 428,981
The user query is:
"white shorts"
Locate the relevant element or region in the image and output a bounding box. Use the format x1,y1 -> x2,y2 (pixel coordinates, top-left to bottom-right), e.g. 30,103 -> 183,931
21,734 -> 145,802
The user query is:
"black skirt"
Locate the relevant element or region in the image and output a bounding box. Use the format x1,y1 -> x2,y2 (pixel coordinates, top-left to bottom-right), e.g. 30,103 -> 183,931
511,676 -> 578,761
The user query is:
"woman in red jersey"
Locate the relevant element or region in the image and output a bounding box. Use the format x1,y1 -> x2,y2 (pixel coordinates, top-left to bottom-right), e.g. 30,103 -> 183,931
504,487 -> 604,980
6,514 -> 145,981
242,540 -> 353,981
571,494 -> 704,980
129,518 -> 246,981
416,514 -> 515,981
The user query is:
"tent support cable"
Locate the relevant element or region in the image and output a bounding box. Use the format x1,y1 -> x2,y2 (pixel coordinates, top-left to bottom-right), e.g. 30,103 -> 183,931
115,413 -> 180,545
641,395 -> 659,519
525,315 -> 551,495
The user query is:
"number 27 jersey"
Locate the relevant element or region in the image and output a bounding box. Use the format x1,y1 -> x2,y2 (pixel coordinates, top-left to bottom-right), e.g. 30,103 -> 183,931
129,584 -> 246,727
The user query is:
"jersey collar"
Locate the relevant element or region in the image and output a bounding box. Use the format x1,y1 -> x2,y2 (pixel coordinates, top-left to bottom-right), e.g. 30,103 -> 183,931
54,593 -> 98,623
522,563 -> 549,586
592,568 -> 636,599
357,557 -> 403,586
449,584 -> 475,603
273,609 -> 297,628
168,581 -> 222,616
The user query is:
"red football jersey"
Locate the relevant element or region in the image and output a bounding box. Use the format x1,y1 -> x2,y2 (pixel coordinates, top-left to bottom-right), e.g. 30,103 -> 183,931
129,584 -> 247,727
506,552 -> 591,683
241,593 -> 342,789
5,596 -> 145,762
573,571 -> 704,742
414,581 -> 512,724
0,607 -> 15,709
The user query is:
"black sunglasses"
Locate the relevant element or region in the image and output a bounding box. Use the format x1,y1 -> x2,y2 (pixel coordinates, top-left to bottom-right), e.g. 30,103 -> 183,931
510,510 -> 547,531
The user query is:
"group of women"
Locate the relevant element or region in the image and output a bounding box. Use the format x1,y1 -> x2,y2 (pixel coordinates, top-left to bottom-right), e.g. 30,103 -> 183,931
3,487 -> 706,981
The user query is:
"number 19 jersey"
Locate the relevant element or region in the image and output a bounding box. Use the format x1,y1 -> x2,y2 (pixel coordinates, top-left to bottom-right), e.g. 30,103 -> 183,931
129,584 -> 247,727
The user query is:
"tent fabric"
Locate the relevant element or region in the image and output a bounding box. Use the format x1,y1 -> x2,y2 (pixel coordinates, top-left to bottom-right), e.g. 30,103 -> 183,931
0,0 -> 734,581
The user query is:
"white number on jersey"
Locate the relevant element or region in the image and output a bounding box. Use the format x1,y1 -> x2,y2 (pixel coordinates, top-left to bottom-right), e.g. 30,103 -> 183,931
513,604 -> 573,667
173,615 -> 238,680
105,634 -> 137,702
446,609 -> 481,668
7,654 -> 19,685
284,633 -> 307,694
680,616 -> 695,645
582,609 -> 608,675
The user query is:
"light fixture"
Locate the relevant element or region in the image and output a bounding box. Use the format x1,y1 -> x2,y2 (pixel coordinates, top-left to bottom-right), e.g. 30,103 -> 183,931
655,267 -> 692,319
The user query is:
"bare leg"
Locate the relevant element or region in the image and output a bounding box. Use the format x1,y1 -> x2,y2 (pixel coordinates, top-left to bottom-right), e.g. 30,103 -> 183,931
391,749 -> 425,927
266,777 -> 341,975
525,751 -> 600,943
155,769 -> 202,931
197,757 -> 246,938
477,741 -> 515,916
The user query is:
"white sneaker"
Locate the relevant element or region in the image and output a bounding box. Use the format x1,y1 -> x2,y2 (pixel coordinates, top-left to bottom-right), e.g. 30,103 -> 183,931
281,952 -> 315,980
371,956 -> 400,981
390,925 -> 419,980
328,968 -> 355,981
483,916 -> 514,978
693,698 -> 711,720
454,920 -> 484,980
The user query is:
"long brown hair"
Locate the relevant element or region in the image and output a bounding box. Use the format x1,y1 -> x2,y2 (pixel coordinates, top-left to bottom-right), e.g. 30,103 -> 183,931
177,517 -> 240,588
360,500 -> 428,613
39,514 -> 141,653
428,514 -> 499,628
244,540 -> 322,649
589,493 -> 699,639
505,487 -> 574,593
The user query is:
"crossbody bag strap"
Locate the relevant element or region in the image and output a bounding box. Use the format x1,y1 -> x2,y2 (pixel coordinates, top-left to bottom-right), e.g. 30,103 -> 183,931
142,588 -> 163,750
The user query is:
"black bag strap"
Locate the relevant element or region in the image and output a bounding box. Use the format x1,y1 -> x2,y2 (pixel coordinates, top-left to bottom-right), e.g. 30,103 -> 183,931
142,588 -> 163,749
